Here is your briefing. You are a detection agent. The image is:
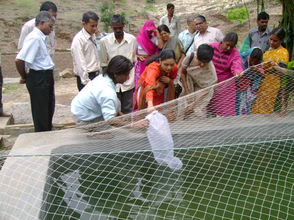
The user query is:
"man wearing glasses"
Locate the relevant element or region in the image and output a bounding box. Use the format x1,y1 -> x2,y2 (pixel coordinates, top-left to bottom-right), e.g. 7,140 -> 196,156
191,15 -> 224,52
18,1 -> 57,59
15,11 -> 56,132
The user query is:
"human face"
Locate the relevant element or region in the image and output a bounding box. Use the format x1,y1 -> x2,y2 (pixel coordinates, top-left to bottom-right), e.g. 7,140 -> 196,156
83,19 -> 98,35
159,58 -> 175,74
40,19 -> 55,35
194,58 -> 209,67
47,9 -> 57,19
167,7 -> 174,16
188,21 -> 197,33
160,30 -> 170,42
220,41 -> 236,52
269,34 -> 282,49
115,71 -> 130,84
257,19 -> 269,32
194,19 -> 208,34
111,23 -> 124,37
249,57 -> 261,66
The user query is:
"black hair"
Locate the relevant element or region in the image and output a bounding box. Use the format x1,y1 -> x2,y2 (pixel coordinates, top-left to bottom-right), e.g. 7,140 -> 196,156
195,15 -> 206,22
82,11 -> 99,23
223,32 -> 238,44
104,55 -> 133,81
157,24 -> 170,33
110,14 -> 125,25
167,3 -> 175,9
145,48 -> 176,66
197,44 -> 214,62
270,27 -> 286,41
40,1 -> 57,12
250,48 -> 263,61
257,12 -> 269,21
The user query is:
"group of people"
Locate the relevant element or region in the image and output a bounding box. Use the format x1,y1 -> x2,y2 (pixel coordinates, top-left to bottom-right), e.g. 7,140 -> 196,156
14,1 -> 291,132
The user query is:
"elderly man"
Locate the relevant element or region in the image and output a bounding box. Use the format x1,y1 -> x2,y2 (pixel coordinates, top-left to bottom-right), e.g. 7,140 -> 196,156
192,15 -> 224,51
159,3 -> 181,37
15,11 -> 56,132
248,12 -> 271,53
99,14 -> 137,114
178,14 -> 198,54
18,1 -> 57,59
71,11 -> 100,91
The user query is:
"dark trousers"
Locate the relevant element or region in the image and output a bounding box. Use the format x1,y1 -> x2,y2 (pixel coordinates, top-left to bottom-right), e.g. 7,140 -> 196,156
76,72 -> 98,91
0,66 -> 3,113
117,88 -> 134,114
26,69 -> 55,132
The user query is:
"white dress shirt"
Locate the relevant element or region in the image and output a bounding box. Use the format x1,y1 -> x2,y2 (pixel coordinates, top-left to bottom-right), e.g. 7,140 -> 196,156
18,18 -> 56,59
100,32 -> 137,92
16,27 -> 54,70
71,28 -> 100,85
192,26 -> 224,51
159,14 -> 181,37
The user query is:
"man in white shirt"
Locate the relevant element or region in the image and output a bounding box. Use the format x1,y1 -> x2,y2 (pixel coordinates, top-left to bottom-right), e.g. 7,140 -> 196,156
15,11 -> 56,132
100,14 -> 137,114
159,3 -> 181,37
71,11 -> 100,91
192,15 -> 224,52
18,1 -> 57,59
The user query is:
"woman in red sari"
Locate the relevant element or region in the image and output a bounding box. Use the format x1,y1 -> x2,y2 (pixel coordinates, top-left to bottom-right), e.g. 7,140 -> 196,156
134,49 -> 178,113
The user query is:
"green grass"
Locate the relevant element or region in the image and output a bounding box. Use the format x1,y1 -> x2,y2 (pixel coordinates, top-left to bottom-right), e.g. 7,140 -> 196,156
3,83 -> 20,93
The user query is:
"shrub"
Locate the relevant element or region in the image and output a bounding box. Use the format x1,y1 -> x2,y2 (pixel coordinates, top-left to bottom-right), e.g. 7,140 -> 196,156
226,7 -> 249,25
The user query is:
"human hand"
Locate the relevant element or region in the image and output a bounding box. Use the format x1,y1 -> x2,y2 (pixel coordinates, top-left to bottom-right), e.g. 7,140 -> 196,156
278,106 -> 286,118
147,106 -> 156,114
235,72 -> 243,78
137,55 -> 145,62
132,119 -> 149,129
159,76 -> 170,84
19,78 -> 26,84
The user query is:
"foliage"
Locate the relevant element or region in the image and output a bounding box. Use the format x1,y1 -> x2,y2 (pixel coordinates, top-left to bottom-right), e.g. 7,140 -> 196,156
226,7 -> 250,25
16,0 -> 36,8
146,0 -> 155,3
99,2 -> 116,32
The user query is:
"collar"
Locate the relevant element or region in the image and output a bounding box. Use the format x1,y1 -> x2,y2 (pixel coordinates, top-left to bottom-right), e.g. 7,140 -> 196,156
110,32 -> 131,44
82,27 -> 94,40
185,29 -> 197,35
34,27 -> 46,41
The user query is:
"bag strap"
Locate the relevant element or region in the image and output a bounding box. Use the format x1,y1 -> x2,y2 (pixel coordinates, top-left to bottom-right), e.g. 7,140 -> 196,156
188,52 -> 195,65
185,37 -> 195,54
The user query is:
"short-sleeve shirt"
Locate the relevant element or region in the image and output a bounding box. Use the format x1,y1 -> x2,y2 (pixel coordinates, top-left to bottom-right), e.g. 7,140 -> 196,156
71,74 -> 118,121
16,27 -> 54,70
182,52 -> 218,88
159,14 -> 181,37
248,27 -> 272,53
100,32 -> 137,92
192,26 -> 224,52
178,29 -> 198,53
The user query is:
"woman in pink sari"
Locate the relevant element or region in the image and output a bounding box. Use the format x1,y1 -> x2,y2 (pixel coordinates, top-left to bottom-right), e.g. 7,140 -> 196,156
134,20 -> 162,104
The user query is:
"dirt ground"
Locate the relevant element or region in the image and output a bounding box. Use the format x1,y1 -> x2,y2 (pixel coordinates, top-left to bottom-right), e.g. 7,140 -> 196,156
2,52 -> 77,124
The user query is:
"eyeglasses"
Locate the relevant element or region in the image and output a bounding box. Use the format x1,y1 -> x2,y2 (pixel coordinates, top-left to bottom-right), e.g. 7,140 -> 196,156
48,23 -> 54,29
195,21 -> 204,26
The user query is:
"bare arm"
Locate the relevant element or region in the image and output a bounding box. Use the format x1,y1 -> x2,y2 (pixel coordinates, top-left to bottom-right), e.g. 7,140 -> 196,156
177,52 -> 185,69
15,58 -> 26,84
180,67 -> 190,94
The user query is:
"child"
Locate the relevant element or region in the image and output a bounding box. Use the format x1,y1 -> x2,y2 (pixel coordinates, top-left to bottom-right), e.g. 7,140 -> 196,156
236,47 -> 264,115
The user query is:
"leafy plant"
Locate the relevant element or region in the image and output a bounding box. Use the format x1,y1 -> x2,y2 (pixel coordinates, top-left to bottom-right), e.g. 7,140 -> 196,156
99,2 -> 116,32
16,0 -> 36,8
146,0 -> 155,3
226,7 -> 250,25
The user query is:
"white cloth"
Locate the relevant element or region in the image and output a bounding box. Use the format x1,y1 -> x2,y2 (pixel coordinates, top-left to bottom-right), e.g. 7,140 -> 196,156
16,27 -> 54,70
71,74 -> 118,122
159,14 -> 181,37
192,26 -> 224,52
100,32 -> 137,92
18,18 -> 56,59
137,36 -> 157,55
71,28 -> 100,85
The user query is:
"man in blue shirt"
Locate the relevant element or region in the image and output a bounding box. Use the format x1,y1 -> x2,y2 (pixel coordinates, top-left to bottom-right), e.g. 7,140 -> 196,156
178,14 -> 198,54
15,11 -> 56,132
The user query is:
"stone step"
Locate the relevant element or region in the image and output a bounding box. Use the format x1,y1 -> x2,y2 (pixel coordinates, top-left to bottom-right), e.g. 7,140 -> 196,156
0,115 -> 14,135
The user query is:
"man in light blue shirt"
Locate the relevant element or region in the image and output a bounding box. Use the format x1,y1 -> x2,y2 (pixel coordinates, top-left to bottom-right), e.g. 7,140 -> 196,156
178,14 -> 198,54
15,11 -> 56,132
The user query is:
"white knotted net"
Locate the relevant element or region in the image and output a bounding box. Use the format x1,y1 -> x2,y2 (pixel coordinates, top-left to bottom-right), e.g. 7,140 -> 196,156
1,62 -> 294,219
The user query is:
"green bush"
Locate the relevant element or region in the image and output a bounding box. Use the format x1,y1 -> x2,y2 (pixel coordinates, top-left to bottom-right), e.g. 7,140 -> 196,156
226,7 -> 249,25
146,0 -> 155,3
99,2 -> 116,32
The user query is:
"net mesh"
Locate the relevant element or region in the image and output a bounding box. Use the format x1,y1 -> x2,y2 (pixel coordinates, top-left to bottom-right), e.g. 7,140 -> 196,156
1,62 -> 294,219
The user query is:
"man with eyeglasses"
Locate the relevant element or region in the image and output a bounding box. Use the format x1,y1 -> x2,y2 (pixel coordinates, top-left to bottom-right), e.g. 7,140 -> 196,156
15,11 -> 56,132
192,15 -> 224,52
18,1 -> 57,59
